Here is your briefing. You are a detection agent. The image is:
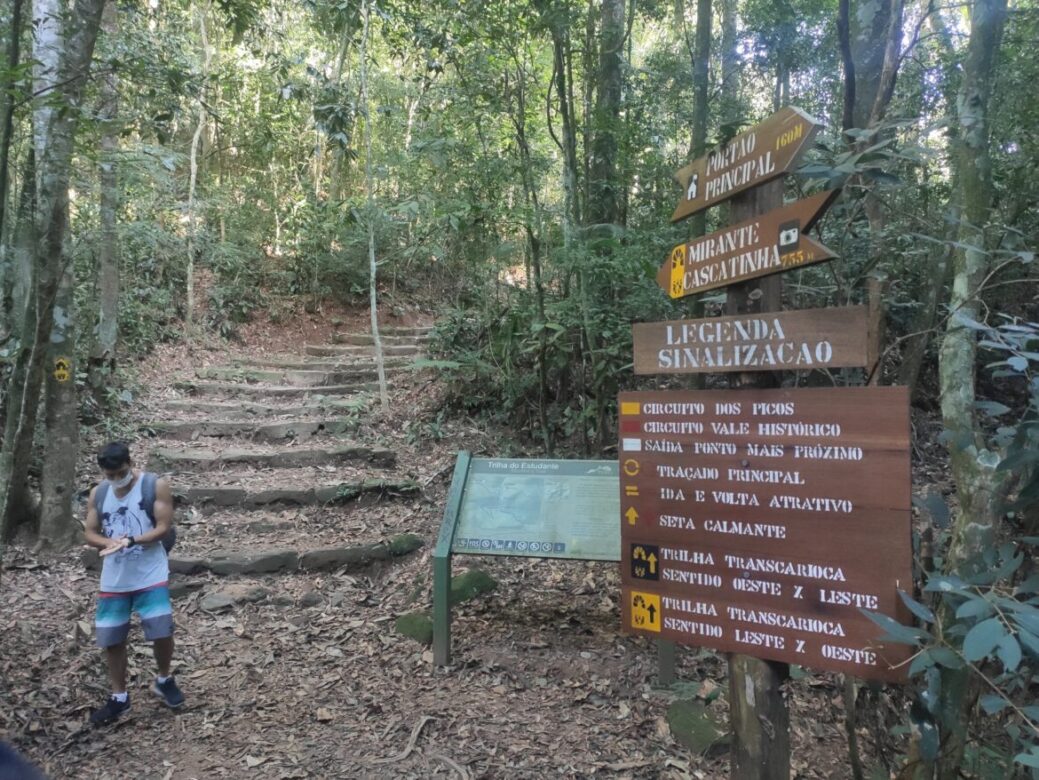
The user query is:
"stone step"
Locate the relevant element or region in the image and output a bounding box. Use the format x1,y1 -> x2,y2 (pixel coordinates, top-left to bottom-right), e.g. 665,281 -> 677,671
178,478 -> 420,509
161,398 -> 368,417
173,381 -> 375,398
231,356 -> 414,371
82,534 -> 424,578
381,325 -> 434,336
196,367 -> 392,387
142,419 -> 358,442
167,504 -> 413,555
150,442 -> 394,471
305,344 -> 422,358
332,333 -> 429,347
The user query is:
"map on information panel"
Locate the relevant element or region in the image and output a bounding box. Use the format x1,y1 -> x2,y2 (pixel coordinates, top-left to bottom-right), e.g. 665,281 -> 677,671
452,458 -> 619,561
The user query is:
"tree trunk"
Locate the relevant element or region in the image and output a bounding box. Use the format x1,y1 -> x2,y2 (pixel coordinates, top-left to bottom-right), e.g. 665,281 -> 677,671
582,0 -> 596,221
688,0 -> 711,239
938,0 -> 1009,581
509,66 -> 552,454
548,20 -> 581,233
185,2 -> 209,339
896,203 -> 957,397
0,0 -> 25,266
360,0 -> 388,412
895,9 -> 961,398
838,0 -> 905,295
0,0 -> 107,553
36,0 -> 80,551
719,0 -> 739,124
0,170 -> 38,542
2,0 -> 34,343
39,269 -> 79,550
725,179 -> 790,780
587,0 -> 624,226
837,0 -> 855,132
90,0 -> 120,389
843,0 -> 895,131
931,0 -> 1009,775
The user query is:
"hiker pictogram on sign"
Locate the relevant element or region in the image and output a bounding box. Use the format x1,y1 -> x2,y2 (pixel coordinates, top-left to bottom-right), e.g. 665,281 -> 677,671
629,591 -> 661,632
631,543 -> 659,580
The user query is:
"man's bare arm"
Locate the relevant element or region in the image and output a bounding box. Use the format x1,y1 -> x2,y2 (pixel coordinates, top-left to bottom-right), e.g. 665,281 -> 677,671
83,486 -> 112,550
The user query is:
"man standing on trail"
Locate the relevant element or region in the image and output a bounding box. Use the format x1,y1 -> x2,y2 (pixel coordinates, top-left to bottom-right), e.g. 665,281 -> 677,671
83,441 -> 184,725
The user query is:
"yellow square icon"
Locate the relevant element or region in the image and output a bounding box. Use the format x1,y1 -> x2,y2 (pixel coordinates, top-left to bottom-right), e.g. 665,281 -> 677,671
629,590 -> 661,633
669,246 -> 686,299
620,402 -> 641,416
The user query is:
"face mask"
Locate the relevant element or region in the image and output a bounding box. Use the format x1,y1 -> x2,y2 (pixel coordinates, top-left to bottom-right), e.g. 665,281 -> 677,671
108,470 -> 134,489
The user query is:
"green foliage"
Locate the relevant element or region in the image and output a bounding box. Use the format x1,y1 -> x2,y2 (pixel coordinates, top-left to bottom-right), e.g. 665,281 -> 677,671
874,319 -> 1039,772
394,611 -> 433,644
205,241 -> 268,339
429,226 -> 682,448
116,220 -> 187,355
404,409 -> 447,444
450,568 -> 498,605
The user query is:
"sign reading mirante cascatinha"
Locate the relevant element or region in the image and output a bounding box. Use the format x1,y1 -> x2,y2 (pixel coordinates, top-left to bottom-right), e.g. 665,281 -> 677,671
659,190 -> 839,299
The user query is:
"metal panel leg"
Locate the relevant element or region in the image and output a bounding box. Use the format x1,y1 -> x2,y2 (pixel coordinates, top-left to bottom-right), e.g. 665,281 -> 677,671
657,639 -> 676,687
433,554 -> 452,666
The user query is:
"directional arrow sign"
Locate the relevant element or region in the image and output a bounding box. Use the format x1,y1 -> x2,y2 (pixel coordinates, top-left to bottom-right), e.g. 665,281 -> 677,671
657,190 -> 839,299
625,507 -> 639,525
671,106 -> 821,223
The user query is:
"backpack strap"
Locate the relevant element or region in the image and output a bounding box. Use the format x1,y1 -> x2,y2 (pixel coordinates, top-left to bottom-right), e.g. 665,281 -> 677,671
140,472 -> 158,527
94,481 -> 110,518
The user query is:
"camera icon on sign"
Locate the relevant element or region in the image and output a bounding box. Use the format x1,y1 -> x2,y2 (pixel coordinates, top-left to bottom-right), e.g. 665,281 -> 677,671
778,220 -> 800,251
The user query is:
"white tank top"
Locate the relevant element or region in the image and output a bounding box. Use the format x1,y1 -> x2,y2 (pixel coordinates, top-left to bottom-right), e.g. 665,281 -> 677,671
98,475 -> 169,592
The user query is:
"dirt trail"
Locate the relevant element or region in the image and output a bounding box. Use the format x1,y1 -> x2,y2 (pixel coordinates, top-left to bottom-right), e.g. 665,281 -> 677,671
0,315 -> 877,779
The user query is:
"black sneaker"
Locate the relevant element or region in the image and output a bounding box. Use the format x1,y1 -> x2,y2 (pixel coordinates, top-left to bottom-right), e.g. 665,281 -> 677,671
151,676 -> 185,709
90,695 -> 131,726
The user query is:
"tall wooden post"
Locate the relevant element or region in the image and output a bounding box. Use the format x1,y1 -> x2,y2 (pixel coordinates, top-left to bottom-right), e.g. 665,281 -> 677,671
724,178 -> 791,779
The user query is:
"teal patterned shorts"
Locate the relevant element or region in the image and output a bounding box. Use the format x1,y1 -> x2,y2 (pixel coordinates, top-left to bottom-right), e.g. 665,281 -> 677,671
95,582 -> 174,647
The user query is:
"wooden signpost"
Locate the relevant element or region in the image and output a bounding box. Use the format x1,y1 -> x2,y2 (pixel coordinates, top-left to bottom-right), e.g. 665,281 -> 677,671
618,386 -> 912,682
623,105 -> 913,778
670,106 -> 821,223
632,306 -> 869,375
660,190 -> 839,299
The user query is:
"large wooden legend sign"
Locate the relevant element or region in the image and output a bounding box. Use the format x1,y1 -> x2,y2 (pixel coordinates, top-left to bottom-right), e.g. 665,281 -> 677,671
618,387 -> 913,682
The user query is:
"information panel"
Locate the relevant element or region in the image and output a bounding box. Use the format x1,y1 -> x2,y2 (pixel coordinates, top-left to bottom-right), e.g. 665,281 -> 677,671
452,458 -> 619,560
618,387 -> 912,682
